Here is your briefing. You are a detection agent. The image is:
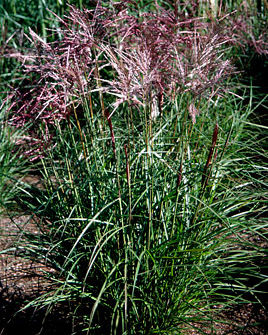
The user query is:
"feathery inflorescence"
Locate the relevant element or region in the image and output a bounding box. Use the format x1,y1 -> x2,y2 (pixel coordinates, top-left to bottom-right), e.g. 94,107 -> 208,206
4,1 -> 267,158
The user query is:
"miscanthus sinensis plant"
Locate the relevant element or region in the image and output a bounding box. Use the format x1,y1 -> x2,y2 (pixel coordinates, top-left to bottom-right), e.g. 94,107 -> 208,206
4,1 -> 267,334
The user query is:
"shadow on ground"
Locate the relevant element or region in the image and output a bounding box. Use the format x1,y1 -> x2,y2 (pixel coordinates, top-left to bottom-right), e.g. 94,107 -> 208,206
0,291 -> 74,335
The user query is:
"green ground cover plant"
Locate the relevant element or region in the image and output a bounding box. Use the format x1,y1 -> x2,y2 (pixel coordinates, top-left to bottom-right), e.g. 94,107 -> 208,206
0,1 -> 267,334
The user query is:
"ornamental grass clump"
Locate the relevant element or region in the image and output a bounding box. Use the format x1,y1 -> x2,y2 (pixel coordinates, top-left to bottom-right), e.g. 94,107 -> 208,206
6,2 -> 235,145
3,2 -> 267,334
102,5 -> 233,111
